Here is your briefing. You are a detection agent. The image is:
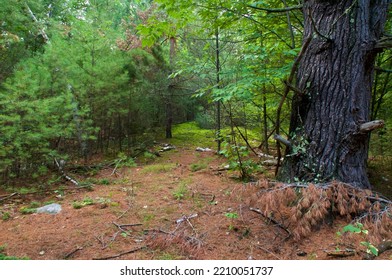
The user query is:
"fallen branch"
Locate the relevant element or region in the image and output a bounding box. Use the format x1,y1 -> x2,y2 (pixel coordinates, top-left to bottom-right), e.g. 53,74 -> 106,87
54,158 -> 79,186
116,205 -> 132,220
110,159 -> 122,176
113,222 -> 143,232
93,246 -> 146,260
249,207 -> 291,238
325,249 -> 356,258
176,213 -> 198,224
63,246 -> 83,259
216,165 -> 230,171
258,153 -> 278,159
255,245 -> 281,260
0,192 -> 18,202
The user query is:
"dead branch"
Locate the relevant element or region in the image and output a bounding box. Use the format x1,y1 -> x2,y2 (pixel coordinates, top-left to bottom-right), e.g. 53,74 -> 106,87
255,245 -> 281,260
113,222 -> 143,232
248,4 -> 303,13
63,246 -> 83,259
325,249 -> 356,258
95,231 -> 120,249
216,165 -> 230,171
110,159 -> 122,176
375,66 -> 392,73
249,207 -> 291,238
0,192 -> 18,202
375,35 -> 392,49
359,120 -> 385,133
116,205 -> 132,220
258,153 -> 278,159
25,3 -> 50,43
54,158 -> 79,186
93,246 -> 146,260
176,213 -> 198,224
274,134 -> 292,147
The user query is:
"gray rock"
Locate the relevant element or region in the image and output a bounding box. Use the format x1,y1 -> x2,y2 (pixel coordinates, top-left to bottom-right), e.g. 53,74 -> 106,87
36,203 -> 62,214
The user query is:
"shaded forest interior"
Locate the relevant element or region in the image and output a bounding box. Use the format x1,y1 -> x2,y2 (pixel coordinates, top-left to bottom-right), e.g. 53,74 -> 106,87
1,0 -> 391,191
0,0 -> 391,261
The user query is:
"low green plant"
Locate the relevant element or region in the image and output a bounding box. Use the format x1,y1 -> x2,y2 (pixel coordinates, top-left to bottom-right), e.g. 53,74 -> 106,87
220,140 -> 261,181
72,196 -> 95,209
19,207 -> 37,215
115,152 -> 137,168
142,163 -> 176,174
143,213 -> 155,222
1,212 -> 11,221
190,162 -> 207,172
29,201 -> 41,208
158,252 -> 181,260
143,151 -> 157,162
172,182 -> 188,200
225,212 -> 238,230
19,187 -> 37,195
99,178 -> 110,185
337,222 -> 379,257
0,253 -> 29,260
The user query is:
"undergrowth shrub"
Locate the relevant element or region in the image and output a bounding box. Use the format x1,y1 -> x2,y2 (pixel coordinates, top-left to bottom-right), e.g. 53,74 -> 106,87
251,181 -> 392,242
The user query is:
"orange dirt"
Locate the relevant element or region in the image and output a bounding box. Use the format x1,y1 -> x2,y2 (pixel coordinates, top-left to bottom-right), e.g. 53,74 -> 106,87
0,145 -> 391,260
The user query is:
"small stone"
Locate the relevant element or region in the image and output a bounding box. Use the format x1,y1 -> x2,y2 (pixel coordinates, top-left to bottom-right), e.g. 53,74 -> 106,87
39,251 -> 45,255
297,250 -> 307,256
36,203 -> 62,214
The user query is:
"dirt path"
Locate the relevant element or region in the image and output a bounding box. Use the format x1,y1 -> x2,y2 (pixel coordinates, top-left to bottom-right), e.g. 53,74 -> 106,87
0,145 -> 388,260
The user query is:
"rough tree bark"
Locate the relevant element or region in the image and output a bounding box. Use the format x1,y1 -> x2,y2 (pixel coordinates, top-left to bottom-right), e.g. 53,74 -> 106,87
278,0 -> 390,189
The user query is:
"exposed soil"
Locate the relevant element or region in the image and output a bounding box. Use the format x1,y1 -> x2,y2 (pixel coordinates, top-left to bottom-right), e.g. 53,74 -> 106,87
0,143 -> 391,260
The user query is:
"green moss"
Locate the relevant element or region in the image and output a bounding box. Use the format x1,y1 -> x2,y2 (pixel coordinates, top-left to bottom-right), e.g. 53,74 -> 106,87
190,162 -> 207,172
141,163 -> 176,174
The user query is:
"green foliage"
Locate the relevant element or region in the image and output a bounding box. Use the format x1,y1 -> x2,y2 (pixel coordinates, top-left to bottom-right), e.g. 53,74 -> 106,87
142,163 -> 176,174
190,162 -> 207,172
337,222 -> 379,257
219,139 -> 261,180
195,110 -> 216,129
19,207 -> 37,215
72,196 -> 95,209
0,253 -> 29,260
225,211 -> 238,230
172,182 -> 188,200
115,152 -> 137,168
224,212 -> 238,219
1,212 -> 11,221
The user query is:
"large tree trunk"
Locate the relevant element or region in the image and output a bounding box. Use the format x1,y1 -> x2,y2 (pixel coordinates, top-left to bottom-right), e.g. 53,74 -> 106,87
278,0 -> 389,189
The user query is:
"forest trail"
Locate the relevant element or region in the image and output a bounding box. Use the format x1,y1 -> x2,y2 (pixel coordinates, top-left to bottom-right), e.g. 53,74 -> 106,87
0,143 -> 389,260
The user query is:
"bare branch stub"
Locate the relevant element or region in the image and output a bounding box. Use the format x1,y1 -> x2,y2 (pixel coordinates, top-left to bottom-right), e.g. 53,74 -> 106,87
359,120 -> 385,133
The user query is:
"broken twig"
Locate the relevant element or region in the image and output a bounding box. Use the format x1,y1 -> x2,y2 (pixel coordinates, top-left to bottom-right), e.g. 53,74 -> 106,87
93,246 -> 146,260
0,192 -> 18,202
63,246 -> 83,259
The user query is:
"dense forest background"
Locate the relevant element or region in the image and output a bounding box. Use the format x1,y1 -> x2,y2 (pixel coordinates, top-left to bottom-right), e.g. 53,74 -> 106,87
0,0 -> 391,189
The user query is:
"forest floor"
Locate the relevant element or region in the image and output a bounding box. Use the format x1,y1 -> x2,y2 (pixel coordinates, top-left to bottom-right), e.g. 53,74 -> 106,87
0,124 -> 391,260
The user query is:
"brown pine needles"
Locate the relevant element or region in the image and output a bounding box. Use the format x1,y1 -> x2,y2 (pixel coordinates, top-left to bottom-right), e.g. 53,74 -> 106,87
251,181 -> 392,242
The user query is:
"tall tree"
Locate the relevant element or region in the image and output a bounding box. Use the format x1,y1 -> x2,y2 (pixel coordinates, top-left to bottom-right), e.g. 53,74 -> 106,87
277,0 -> 390,189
